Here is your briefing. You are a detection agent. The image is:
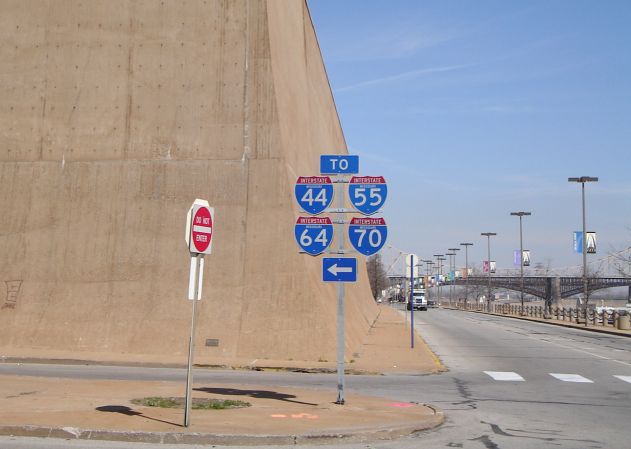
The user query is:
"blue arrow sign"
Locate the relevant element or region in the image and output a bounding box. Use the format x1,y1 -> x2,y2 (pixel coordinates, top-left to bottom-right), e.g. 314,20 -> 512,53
348,176 -> 387,215
323,258 -> 357,282
348,217 -> 387,256
294,176 -> 334,215
294,217 -> 334,255
320,155 -> 359,175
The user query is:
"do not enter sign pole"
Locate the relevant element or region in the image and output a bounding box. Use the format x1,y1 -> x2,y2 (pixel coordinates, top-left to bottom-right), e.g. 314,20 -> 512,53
184,199 -> 214,427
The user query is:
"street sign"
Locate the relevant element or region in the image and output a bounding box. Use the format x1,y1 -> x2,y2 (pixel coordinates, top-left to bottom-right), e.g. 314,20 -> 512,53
348,176 -> 387,215
294,216 -> 334,255
323,257 -> 357,282
405,253 -> 419,277
348,217 -> 387,256
295,176 -> 334,215
320,155 -> 359,175
405,253 -> 418,267
185,199 -> 214,255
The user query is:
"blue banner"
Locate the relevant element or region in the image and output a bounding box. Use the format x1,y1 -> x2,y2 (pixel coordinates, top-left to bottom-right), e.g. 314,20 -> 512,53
573,231 -> 583,253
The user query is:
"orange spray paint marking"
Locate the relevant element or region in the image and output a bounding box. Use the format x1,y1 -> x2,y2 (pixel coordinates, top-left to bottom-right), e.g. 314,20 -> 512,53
386,402 -> 414,408
291,413 -> 319,419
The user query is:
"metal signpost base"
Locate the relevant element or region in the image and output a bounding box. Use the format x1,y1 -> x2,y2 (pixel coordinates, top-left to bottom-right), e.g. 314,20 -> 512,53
184,254 -> 204,427
336,281 -> 345,405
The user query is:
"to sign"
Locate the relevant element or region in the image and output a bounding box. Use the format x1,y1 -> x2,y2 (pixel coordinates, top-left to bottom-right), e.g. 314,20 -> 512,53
348,176 -> 387,215
186,199 -> 215,255
323,257 -> 357,282
348,217 -> 387,256
295,176 -> 334,215
294,216 -> 333,255
320,155 -> 359,175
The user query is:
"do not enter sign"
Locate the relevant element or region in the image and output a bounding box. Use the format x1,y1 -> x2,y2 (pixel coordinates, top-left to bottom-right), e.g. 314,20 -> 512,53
186,199 -> 215,255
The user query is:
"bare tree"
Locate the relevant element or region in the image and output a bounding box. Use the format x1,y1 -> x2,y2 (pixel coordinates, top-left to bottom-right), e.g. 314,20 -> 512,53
366,254 -> 388,300
610,248 -> 631,277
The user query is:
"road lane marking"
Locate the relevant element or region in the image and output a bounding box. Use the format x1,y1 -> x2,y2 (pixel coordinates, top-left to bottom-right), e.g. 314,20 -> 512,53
484,371 -> 525,381
549,373 -> 593,383
614,375 -> 631,384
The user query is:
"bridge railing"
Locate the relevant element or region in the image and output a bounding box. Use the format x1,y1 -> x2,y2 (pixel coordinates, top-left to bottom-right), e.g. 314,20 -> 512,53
450,302 -> 630,329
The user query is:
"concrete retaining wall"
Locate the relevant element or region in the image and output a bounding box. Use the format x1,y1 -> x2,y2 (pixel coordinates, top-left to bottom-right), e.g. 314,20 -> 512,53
0,0 -> 378,364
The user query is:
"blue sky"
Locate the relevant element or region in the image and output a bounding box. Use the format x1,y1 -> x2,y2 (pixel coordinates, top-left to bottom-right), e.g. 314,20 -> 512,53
308,0 -> 631,275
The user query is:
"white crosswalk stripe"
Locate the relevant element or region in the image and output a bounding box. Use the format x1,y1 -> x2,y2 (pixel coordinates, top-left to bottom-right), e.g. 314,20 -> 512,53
482,372 -> 631,384
484,371 -> 525,381
549,373 -> 593,383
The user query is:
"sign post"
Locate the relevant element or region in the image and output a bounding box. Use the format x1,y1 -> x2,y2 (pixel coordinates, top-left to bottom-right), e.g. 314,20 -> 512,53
405,254 -> 418,349
184,199 -> 214,427
294,155 -> 387,406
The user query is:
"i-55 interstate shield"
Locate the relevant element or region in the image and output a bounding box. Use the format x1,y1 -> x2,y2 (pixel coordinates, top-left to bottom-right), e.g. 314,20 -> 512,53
348,176 -> 387,215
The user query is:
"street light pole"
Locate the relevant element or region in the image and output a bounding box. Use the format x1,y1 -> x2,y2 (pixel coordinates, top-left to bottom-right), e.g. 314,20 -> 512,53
445,252 -> 455,306
423,260 -> 433,303
510,212 -> 531,316
448,248 -> 460,305
481,233 -> 497,312
460,243 -> 473,306
434,254 -> 445,306
568,176 -> 598,325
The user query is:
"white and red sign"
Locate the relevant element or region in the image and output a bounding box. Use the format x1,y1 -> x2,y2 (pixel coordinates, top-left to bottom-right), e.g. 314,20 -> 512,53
186,199 -> 215,255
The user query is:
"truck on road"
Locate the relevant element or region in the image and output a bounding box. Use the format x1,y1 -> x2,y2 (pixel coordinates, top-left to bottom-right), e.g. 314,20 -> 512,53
407,289 -> 427,311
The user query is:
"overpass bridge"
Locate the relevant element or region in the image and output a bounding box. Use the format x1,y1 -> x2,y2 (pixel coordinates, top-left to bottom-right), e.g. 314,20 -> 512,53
453,276 -> 631,302
388,275 -> 631,303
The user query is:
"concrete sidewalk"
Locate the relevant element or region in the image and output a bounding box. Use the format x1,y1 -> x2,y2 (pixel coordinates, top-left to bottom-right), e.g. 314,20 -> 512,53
0,376 -> 444,445
0,306 -> 445,445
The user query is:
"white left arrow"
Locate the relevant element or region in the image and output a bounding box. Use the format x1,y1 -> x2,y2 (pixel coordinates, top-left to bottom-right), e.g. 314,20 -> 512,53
327,264 -> 353,276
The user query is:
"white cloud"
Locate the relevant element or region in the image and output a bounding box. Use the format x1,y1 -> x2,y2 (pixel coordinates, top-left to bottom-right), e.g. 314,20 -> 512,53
335,64 -> 474,93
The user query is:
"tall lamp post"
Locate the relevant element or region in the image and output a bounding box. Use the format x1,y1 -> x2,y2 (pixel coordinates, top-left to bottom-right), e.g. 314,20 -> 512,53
448,248 -> 460,305
481,233 -> 497,312
434,254 -> 445,305
510,212 -> 531,316
568,176 -> 598,325
460,243 -> 473,306
445,252 -> 455,306
423,260 -> 434,302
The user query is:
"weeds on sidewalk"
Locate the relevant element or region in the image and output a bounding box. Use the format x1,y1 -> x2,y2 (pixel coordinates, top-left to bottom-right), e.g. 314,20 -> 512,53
131,397 -> 250,410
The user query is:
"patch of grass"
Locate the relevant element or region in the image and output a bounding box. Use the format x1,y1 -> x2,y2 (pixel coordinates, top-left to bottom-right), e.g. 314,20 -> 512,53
131,397 -> 250,410
193,399 -> 250,410
131,397 -> 179,408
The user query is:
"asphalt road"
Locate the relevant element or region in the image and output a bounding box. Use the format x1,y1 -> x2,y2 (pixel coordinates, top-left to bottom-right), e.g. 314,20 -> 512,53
1,307 -> 630,449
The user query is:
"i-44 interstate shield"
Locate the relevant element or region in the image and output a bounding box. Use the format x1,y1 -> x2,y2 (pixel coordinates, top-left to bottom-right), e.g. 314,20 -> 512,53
294,176 -> 334,215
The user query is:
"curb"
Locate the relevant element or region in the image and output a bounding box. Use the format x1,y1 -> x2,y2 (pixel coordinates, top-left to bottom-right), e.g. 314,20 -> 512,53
0,408 -> 444,446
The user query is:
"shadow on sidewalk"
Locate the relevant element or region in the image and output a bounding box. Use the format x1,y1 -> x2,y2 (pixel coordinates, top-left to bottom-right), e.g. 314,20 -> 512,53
95,405 -> 182,427
194,387 -> 317,406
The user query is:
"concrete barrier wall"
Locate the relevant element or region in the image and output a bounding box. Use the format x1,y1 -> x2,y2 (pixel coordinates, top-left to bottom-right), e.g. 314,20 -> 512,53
0,0 -> 378,364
